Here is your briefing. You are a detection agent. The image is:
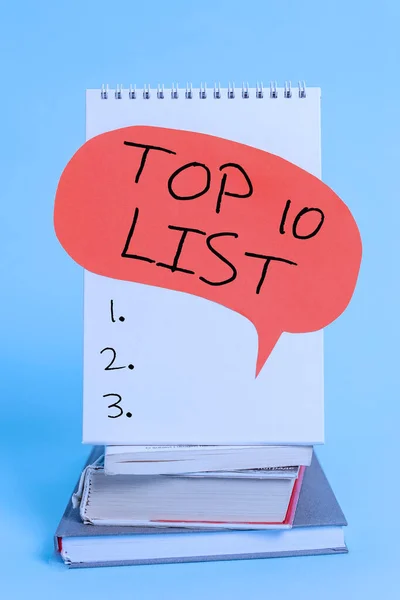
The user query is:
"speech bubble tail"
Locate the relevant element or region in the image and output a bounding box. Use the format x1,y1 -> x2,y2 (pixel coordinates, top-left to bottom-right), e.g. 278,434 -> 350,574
255,328 -> 283,378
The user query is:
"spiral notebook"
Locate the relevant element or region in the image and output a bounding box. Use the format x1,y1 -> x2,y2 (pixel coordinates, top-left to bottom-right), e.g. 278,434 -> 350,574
82,83 -> 324,446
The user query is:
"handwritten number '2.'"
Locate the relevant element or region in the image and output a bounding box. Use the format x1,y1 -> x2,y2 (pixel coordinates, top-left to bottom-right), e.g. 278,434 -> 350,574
100,347 -> 125,370
103,393 -> 124,418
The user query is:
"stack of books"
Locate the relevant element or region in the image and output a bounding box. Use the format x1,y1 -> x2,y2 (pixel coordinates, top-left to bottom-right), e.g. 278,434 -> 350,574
55,444 -> 347,567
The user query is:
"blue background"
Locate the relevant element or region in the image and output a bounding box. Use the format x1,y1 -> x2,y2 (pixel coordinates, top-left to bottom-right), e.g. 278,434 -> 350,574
1,0 -> 398,597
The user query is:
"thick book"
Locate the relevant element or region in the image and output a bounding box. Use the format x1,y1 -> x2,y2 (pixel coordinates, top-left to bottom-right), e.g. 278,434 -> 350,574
104,444 -> 313,475
55,447 -> 347,567
75,460 -> 304,529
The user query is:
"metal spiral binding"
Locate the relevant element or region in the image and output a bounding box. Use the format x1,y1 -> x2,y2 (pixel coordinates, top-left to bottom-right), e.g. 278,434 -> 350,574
298,80 -> 306,98
284,81 -> 292,98
129,84 -> 136,99
100,81 -> 307,99
171,83 -> 179,99
101,84 -> 109,99
256,82 -> 264,98
143,84 -> 151,99
157,84 -> 164,99
270,81 -> 277,98
185,83 -> 193,99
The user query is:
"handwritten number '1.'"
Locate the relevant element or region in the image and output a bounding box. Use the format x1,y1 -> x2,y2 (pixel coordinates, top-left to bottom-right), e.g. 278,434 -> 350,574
103,393 -> 124,418
110,299 -> 116,322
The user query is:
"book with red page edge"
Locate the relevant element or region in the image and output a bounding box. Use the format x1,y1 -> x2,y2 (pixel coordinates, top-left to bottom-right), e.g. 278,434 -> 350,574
151,465 -> 305,528
56,472 -> 304,552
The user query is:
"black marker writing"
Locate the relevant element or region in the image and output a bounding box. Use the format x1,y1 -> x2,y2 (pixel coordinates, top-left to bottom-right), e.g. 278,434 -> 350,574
279,200 -> 325,240
216,163 -> 253,214
199,232 -> 238,286
100,347 -> 126,371
244,252 -> 298,294
110,299 -> 116,322
103,393 -> 124,418
168,162 -> 211,200
156,226 -> 206,274
279,199 -> 291,235
292,207 -> 325,240
123,140 -> 176,183
121,207 -> 155,263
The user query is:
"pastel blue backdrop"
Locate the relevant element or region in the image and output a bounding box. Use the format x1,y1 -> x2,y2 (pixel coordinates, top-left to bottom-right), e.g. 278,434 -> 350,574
1,1 -> 398,598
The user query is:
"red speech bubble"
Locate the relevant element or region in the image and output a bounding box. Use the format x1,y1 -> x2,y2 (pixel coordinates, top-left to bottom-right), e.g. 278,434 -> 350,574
54,126 -> 362,376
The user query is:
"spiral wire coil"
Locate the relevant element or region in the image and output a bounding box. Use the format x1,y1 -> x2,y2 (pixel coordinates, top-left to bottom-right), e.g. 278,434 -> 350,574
100,81 -> 307,100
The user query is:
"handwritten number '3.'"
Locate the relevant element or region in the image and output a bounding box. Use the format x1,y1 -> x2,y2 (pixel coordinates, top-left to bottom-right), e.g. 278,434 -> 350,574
104,393 -> 123,418
103,393 -> 124,418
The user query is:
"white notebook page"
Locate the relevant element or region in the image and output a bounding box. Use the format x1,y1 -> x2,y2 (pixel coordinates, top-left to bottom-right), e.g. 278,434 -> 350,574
83,86 -> 324,445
